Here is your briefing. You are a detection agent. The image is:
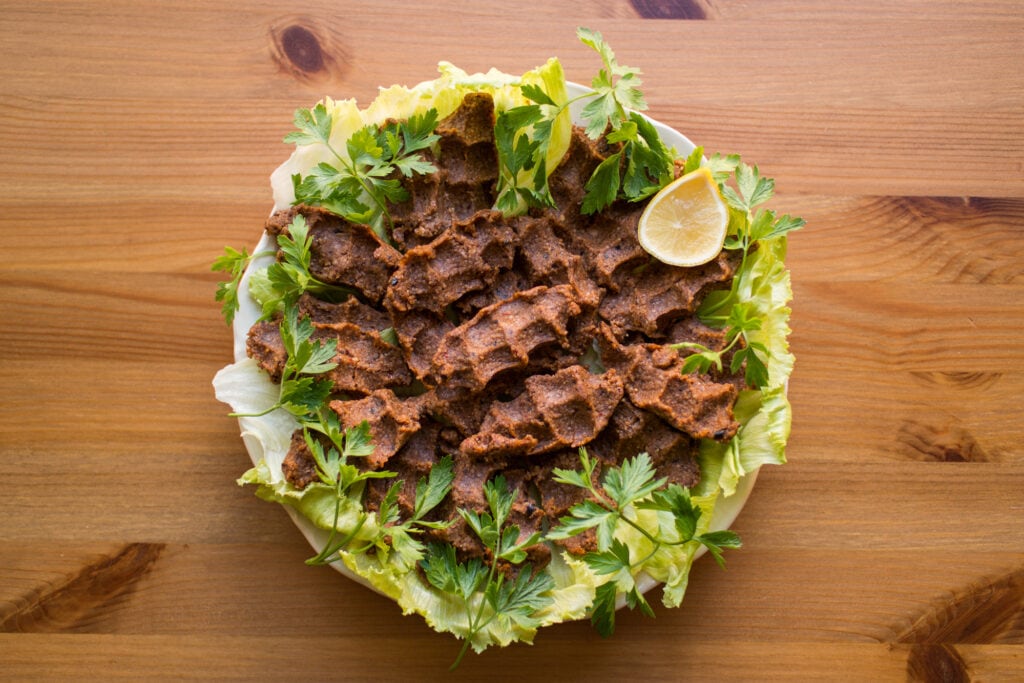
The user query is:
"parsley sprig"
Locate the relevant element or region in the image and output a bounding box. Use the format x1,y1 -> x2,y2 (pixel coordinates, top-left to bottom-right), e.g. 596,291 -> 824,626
493,102 -> 559,213
674,299 -> 772,387
547,448 -> 741,637
420,476 -> 554,670
212,246 -> 274,325
251,214 -> 358,319
229,304 -> 337,419
287,104 -> 440,240
306,428 -> 456,568
303,419 -> 391,565
213,214 -> 356,325
672,150 -> 805,387
366,455 -> 456,567
493,26 -> 674,216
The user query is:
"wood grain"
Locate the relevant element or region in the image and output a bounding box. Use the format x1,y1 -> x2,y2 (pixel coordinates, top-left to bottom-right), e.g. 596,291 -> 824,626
0,543 -> 165,633
1,0 -> 1022,679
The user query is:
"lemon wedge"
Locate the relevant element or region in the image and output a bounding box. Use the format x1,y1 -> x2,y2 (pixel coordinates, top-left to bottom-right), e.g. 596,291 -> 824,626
637,166 -> 729,267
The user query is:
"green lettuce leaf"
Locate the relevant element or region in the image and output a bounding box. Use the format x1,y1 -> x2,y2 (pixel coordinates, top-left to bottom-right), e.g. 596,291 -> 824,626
697,386 -> 791,498
734,237 -> 795,388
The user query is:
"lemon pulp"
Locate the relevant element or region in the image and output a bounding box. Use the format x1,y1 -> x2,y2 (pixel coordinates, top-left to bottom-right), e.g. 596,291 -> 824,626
637,166 -> 728,267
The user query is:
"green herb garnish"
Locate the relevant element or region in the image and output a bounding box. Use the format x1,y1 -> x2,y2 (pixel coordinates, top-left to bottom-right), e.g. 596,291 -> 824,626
547,448 -> 741,637
212,245 -> 274,325
229,304 -> 337,418
420,476 -> 554,669
493,26 -> 675,216
303,419 -> 392,565
672,152 -> 805,387
365,454 -> 456,567
287,105 -> 440,239
249,213 -> 358,320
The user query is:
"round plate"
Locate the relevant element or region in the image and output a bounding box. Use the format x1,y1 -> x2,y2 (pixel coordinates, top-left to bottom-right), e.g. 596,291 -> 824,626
229,81 -> 759,604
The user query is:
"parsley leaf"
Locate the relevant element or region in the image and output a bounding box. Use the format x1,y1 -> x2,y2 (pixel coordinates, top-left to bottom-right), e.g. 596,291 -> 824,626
248,214 -> 359,319
493,103 -> 556,214
283,102 -> 333,146
212,245 -> 275,325
589,581 -> 619,637
487,567 -> 555,631
412,454 -> 455,522
584,537 -> 632,576
229,303 -> 337,420
581,152 -> 622,215
287,105 -> 440,239
696,529 -> 743,569
602,452 -> 666,509
422,476 -> 553,670
551,446 -> 599,491
547,449 -> 741,637
577,27 -> 646,137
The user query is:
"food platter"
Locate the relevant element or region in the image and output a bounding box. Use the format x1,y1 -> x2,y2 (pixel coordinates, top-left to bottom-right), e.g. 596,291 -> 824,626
213,32 -> 797,657
222,80 -> 761,600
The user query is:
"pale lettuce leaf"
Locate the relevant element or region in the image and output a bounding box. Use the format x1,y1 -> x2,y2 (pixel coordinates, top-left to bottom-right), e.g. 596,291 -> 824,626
698,386 -> 791,498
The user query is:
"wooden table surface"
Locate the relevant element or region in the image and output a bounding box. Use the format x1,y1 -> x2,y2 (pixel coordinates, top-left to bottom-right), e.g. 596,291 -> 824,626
2,1 -> 1022,680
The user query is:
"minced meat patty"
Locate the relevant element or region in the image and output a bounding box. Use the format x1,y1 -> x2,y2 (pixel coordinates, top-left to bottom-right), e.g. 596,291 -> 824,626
247,92 -> 745,564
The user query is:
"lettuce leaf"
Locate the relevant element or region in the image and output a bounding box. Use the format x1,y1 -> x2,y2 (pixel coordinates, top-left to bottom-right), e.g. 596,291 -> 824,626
734,237 -> 795,389
697,385 -> 791,498
213,358 -> 298,481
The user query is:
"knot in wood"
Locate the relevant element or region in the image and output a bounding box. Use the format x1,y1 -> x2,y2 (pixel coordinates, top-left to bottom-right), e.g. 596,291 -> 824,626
269,17 -> 348,85
280,25 -> 324,74
630,0 -> 714,20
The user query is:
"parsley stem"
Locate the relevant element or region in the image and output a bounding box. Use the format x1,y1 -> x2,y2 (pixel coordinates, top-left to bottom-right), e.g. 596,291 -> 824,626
560,91 -> 598,115
228,403 -> 282,419
634,543 -> 663,567
307,491 -> 345,565
451,634 -> 473,671
455,553 -> 499,670
619,510 -> 661,548
307,505 -> 368,565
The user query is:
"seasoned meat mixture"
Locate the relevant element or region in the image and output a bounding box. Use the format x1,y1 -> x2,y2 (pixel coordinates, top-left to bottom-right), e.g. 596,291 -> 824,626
250,92 -> 744,564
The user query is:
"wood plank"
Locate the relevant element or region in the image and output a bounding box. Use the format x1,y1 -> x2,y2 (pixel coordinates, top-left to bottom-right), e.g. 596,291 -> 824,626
3,634 -> 1021,681
1,7 -> 1022,198
0,272 -> 226,363
786,196 -> 1024,284
0,200 -> 276,272
789,281 -> 1023,373
0,634 -> 915,680
3,541 -> 1022,642
3,5 -> 1020,107
786,368 -> 1024,463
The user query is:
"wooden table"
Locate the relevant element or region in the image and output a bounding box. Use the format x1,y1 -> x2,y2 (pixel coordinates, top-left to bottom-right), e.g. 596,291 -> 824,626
2,1 -> 1022,680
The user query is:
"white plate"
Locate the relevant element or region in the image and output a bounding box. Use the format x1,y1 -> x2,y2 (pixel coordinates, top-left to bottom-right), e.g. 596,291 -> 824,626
230,81 -> 758,604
